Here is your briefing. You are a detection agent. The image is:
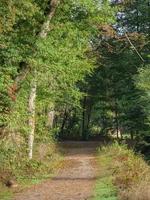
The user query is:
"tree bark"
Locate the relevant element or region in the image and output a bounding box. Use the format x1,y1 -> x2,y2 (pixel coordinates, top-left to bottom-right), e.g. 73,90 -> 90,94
28,78 -> 37,159
114,101 -> 119,139
28,0 -> 59,159
39,0 -> 59,38
82,96 -> 87,140
47,110 -> 55,129
130,131 -> 134,140
60,109 -> 68,139
87,102 -> 92,130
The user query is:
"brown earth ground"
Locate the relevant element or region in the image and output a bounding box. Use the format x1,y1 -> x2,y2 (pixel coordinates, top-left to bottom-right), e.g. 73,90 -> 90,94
14,141 -> 100,200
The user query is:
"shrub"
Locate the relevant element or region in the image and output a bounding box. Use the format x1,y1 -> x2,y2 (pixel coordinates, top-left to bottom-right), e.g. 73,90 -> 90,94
0,139 -> 62,186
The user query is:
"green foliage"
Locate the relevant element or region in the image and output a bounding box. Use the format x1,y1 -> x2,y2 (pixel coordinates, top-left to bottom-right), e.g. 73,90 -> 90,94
136,65 -> 150,92
134,64 -> 150,158
83,32 -> 147,138
0,0 -> 42,126
135,65 -> 150,122
0,0 -> 116,132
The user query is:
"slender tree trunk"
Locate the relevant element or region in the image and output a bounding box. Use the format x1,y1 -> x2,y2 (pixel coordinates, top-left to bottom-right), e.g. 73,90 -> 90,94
60,109 -> 68,139
87,103 -> 92,130
136,0 -> 139,32
120,130 -> 123,140
114,101 -> 119,139
28,0 -> 59,159
82,96 -> 87,140
39,0 -> 59,38
47,110 -> 55,129
47,104 -> 55,129
130,131 -> 134,140
28,78 -> 37,159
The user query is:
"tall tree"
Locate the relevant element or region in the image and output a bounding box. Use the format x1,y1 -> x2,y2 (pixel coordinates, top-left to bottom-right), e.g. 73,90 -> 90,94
28,0 -> 59,160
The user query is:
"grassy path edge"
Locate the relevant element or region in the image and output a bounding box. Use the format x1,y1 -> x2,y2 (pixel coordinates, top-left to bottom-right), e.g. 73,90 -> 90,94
92,176 -> 117,200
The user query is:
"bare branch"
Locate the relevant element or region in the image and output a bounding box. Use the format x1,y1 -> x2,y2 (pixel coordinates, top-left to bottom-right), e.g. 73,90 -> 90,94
125,33 -> 145,62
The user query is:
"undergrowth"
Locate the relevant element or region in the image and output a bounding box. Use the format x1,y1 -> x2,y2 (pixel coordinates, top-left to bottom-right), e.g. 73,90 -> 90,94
0,183 -> 13,200
96,143 -> 150,200
0,140 -> 63,199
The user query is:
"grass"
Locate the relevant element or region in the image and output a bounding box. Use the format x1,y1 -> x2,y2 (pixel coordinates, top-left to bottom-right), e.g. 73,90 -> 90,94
92,177 -> 117,200
93,143 -> 150,200
92,147 -> 118,200
0,183 -> 13,200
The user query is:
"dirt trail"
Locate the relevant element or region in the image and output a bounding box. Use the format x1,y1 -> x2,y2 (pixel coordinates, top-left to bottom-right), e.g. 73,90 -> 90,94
14,141 -> 100,200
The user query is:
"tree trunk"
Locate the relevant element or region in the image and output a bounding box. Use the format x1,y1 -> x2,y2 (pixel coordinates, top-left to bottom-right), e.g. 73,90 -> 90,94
130,132 -> 134,140
28,78 -> 37,159
39,0 -> 59,38
28,0 -> 59,159
114,101 -> 119,139
82,96 -> 87,140
47,110 -> 55,129
60,109 -> 68,139
120,130 -> 123,140
47,103 -> 55,129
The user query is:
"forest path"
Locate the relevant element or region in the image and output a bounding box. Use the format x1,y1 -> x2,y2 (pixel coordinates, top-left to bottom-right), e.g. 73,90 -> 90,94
14,141 -> 100,200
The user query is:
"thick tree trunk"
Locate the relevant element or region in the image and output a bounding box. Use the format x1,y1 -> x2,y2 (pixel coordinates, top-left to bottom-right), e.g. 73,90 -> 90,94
28,0 -> 59,159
